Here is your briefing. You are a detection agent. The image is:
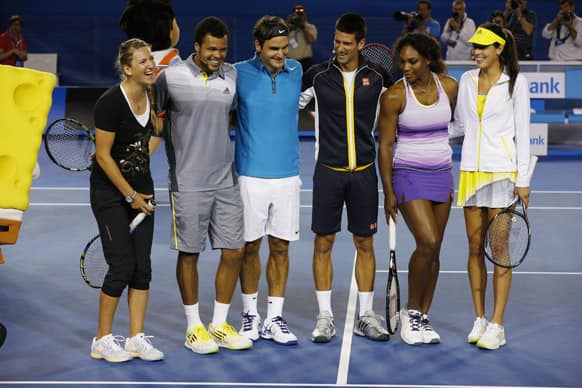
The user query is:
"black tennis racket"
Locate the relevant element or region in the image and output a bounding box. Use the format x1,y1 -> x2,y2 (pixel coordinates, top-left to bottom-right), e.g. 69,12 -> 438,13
361,43 -> 394,74
483,156 -> 538,269
44,118 -> 95,171
386,217 -> 400,335
0,323 -> 6,349
80,200 -> 156,289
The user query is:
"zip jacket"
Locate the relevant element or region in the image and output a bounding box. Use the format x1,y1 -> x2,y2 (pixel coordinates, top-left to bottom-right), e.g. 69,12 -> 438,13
449,68 -> 531,187
300,55 -> 392,170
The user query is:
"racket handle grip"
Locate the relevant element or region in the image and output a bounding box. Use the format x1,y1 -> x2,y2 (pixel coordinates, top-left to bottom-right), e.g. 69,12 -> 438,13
129,212 -> 146,233
128,200 -> 156,233
389,217 -> 396,250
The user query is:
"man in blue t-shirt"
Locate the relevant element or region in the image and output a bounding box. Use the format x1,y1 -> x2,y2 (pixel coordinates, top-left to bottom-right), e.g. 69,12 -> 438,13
234,15 -> 302,346
400,0 -> 441,40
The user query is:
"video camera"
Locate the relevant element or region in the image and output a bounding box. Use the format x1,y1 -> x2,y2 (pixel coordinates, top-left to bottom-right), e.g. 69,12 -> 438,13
451,12 -> 462,23
394,11 -> 423,32
563,12 -> 574,23
510,0 -> 521,10
288,12 -> 303,27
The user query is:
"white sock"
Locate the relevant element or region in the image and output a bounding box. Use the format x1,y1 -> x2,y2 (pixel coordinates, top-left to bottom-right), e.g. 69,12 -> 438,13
211,301 -> 230,327
316,290 -> 333,317
184,303 -> 202,331
241,292 -> 259,315
358,291 -> 374,317
267,296 -> 284,320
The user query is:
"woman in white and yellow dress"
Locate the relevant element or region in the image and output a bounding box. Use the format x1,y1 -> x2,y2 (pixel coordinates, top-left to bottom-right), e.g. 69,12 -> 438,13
450,23 -> 532,350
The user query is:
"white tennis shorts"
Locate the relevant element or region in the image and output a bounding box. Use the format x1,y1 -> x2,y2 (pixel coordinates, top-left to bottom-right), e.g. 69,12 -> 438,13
238,175 -> 301,242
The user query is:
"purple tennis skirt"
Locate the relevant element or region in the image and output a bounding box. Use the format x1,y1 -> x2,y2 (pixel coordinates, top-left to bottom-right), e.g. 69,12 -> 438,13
392,168 -> 454,205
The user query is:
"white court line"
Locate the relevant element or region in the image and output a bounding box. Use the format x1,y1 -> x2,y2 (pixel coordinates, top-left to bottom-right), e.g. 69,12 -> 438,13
376,270 -> 582,276
31,187 -> 582,194
27,203 -> 582,211
0,381 -> 566,388
336,252 -> 358,385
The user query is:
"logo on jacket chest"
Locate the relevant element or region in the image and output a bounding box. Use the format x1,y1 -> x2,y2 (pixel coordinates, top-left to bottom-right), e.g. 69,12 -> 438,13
362,77 -> 370,87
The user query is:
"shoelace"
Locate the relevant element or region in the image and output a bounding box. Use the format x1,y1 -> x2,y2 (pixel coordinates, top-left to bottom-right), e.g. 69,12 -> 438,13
241,312 -> 258,331
271,316 -> 290,333
316,315 -> 333,333
421,317 -> 434,332
102,335 -> 126,351
220,323 -> 238,336
408,312 -> 421,331
133,335 -> 156,351
188,326 -> 211,342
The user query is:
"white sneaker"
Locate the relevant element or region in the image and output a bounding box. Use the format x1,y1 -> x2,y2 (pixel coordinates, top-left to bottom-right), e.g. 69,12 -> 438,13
90,334 -> 133,363
354,310 -> 390,341
209,322 -> 253,350
477,322 -> 506,350
185,325 -> 219,354
239,312 -> 261,341
261,316 -> 298,345
420,314 -> 440,344
399,309 -> 423,345
311,311 -> 336,343
467,317 -> 488,344
125,333 -> 164,361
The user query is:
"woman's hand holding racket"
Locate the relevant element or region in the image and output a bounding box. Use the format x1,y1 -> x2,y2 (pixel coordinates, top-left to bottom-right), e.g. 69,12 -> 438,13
80,200 -> 156,289
483,155 -> 538,269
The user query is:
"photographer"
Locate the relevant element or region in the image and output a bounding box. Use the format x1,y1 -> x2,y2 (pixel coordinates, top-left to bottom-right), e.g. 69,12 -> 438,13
440,0 -> 476,59
542,0 -> 582,60
395,0 -> 440,39
287,4 -> 317,72
504,0 -> 536,60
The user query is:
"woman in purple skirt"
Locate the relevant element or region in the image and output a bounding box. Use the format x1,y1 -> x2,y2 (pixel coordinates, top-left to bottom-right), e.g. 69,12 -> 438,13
378,33 -> 458,345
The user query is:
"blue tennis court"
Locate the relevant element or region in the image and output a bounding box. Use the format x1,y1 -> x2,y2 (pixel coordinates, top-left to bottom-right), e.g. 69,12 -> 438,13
1,139 -> 581,388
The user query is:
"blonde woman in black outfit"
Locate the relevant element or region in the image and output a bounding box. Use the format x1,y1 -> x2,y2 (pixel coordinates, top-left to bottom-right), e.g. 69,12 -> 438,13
89,38 -> 163,363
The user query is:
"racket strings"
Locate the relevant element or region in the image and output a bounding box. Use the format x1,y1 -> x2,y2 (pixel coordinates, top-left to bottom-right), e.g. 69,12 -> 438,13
46,121 -> 95,170
361,45 -> 394,73
82,239 -> 109,288
485,212 -> 529,267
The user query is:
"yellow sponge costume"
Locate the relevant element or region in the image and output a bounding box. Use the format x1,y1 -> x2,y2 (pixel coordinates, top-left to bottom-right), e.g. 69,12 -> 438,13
0,65 -> 56,263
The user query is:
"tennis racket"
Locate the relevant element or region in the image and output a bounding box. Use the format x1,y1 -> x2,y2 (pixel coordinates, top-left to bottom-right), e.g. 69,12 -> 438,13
361,43 -> 394,74
483,155 -> 538,269
0,323 -> 6,349
44,118 -> 95,171
80,200 -> 156,289
385,217 -> 400,334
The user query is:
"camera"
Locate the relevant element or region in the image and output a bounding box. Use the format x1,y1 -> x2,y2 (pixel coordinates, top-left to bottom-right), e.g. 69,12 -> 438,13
510,0 -> 521,10
563,12 -> 574,23
288,12 -> 303,27
394,11 -> 423,31
452,12 -> 462,23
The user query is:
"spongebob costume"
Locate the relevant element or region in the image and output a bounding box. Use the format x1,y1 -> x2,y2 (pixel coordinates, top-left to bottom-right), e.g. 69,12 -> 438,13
0,65 -> 56,263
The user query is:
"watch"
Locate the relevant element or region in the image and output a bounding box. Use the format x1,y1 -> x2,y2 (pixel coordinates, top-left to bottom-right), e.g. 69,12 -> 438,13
125,190 -> 137,203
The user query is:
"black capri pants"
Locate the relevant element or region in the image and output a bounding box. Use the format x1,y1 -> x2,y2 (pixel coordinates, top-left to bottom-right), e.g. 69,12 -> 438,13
90,188 -> 154,298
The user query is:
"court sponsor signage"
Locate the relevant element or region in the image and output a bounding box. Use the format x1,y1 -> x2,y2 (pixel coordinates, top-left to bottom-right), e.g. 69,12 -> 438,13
523,72 -> 565,99
530,123 -> 548,156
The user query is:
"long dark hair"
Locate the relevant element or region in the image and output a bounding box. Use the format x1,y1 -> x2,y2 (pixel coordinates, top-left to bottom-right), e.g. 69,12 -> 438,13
394,33 -> 446,74
480,22 -> 519,97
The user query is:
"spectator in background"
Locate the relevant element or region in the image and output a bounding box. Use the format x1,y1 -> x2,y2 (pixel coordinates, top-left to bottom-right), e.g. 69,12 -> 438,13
120,0 -> 181,69
395,1 -> 440,41
440,0 -> 476,60
0,15 -> 27,67
542,0 -> 582,61
415,1 -> 441,39
287,5 -> 317,72
504,0 -> 536,60
490,10 -> 506,27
